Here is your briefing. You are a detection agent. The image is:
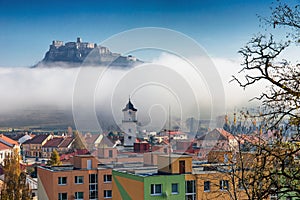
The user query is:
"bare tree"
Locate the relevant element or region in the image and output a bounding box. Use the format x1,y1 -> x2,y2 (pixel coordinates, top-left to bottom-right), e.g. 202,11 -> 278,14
231,1 -> 300,199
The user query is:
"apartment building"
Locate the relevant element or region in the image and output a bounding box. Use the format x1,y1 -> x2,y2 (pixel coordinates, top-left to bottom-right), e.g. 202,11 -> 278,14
113,154 -> 250,200
113,154 -> 193,200
38,155 -> 112,200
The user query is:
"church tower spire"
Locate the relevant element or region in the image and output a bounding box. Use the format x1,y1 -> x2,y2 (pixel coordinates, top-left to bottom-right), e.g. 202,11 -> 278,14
121,98 -> 138,147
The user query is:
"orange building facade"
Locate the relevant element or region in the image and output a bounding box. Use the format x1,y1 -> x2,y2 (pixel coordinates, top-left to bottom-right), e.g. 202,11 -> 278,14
38,155 -> 112,200
37,153 -> 262,200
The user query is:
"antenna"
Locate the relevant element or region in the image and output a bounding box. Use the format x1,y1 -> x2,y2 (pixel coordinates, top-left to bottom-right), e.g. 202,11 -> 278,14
168,106 -> 171,171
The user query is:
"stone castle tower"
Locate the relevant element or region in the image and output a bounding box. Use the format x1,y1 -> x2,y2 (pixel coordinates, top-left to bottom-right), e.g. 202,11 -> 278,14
121,98 -> 138,147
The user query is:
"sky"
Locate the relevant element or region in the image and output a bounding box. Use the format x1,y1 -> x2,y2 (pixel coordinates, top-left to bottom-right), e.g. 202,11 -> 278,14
1,0 -> 295,67
0,0 -> 299,129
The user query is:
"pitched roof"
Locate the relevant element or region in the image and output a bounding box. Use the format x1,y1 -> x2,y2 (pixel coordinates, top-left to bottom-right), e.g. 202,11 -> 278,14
23,134 -> 50,144
42,136 -> 74,148
165,131 -> 184,135
198,128 -> 235,141
60,149 -> 90,161
122,99 -> 137,111
84,133 -> 102,145
237,134 -> 262,144
59,137 -> 74,148
4,133 -> 26,141
0,142 -> 12,151
216,128 -> 235,140
0,134 -> 19,146
98,135 -> 114,147
43,137 -> 64,147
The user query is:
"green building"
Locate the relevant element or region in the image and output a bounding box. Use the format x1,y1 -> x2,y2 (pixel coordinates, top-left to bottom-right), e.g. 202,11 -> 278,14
113,170 -> 186,200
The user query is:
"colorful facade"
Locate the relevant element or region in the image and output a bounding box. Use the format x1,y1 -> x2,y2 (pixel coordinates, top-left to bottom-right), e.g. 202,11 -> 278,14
113,154 -> 250,200
37,152 -> 269,200
38,155 -> 112,200
113,170 -> 185,200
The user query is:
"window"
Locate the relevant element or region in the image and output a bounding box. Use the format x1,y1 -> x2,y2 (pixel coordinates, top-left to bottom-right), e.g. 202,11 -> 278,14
179,160 -> 186,174
220,180 -> 229,190
150,184 -> 162,195
74,192 -> 83,200
104,174 -> 112,183
185,180 -> 196,200
87,159 -> 92,170
171,183 -> 178,194
58,177 -> 67,185
58,192 -> 67,200
204,181 -> 210,192
75,176 -> 84,184
89,174 -> 98,200
108,150 -> 113,158
104,190 -> 112,198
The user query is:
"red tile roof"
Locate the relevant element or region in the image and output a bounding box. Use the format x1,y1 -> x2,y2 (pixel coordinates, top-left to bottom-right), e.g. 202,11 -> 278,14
198,128 -> 235,141
160,130 -> 185,136
0,142 -> 12,151
0,134 -> 19,146
60,149 -> 90,161
169,131 -> 184,135
215,128 -> 235,140
237,134 -> 262,144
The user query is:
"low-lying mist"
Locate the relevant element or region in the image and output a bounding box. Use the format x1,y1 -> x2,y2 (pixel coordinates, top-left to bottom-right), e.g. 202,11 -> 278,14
0,53 -> 261,131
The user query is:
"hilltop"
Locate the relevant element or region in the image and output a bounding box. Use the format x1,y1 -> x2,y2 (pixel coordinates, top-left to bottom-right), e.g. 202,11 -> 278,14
34,37 -> 143,68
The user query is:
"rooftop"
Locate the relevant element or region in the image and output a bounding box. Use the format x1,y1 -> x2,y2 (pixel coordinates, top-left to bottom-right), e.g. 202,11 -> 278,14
59,137 -> 74,148
198,128 -> 235,141
0,134 -> 19,146
23,134 -> 50,144
122,98 -> 137,112
0,142 -> 12,151
43,137 -> 63,147
4,133 -> 27,141
158,154 -> 192,158
114,166 -> 190,177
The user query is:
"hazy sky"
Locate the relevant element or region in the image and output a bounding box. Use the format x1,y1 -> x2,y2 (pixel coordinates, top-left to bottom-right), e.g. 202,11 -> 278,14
1,0 -> 297,67
0,0 -> 299,129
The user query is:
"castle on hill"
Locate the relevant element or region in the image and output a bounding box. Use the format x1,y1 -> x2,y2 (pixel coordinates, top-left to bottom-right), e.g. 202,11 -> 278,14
38,37 -> 142,67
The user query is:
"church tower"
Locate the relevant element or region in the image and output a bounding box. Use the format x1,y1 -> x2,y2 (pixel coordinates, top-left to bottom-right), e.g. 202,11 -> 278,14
122,98 -> 138,146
